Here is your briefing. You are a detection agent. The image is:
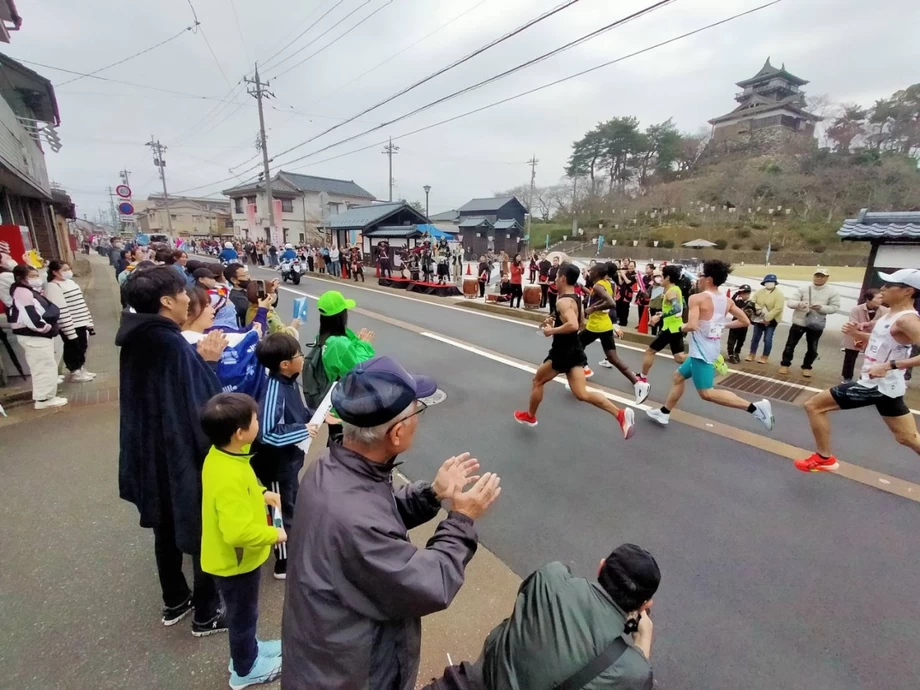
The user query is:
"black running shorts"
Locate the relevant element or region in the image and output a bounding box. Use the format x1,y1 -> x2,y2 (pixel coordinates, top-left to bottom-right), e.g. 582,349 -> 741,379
829,381 -> 910,417
649,329 -> 685,355
579,329 -> 617,352
545,346 -> 588,373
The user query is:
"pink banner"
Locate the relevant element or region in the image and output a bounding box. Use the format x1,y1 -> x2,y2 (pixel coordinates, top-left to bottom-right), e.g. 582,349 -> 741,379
272,199 -> 282,224
245,203 -> 257,232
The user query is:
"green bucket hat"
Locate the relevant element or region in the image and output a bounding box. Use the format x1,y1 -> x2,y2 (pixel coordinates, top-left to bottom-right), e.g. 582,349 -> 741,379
317,290 -> 356,316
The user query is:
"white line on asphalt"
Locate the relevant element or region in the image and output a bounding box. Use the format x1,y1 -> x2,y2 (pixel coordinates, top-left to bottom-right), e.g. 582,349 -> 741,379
271,277 -> 920,416
420,331 -> 649,411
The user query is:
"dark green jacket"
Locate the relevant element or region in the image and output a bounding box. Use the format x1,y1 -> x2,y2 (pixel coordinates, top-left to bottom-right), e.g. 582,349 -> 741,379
482,561 -> 652,690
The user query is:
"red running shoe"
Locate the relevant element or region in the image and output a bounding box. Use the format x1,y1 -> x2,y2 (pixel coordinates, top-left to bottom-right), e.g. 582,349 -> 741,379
617,408 -> 635,440
514,410 -> 538,427
583,366 -> 594,379
794,453 -> 839,473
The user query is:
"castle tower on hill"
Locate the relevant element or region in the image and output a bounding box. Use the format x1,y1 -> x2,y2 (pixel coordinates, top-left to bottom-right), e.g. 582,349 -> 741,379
708,58 -> 821,145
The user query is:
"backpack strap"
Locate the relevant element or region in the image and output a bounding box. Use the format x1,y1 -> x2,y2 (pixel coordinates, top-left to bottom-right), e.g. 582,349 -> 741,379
555,635 -> 630,690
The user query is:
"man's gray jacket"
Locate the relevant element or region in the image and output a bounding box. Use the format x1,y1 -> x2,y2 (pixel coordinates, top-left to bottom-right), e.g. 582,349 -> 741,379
281,443 -> 478,690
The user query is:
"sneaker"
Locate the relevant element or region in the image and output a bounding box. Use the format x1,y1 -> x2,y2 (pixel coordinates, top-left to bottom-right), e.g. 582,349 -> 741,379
78,368 -> 97,380
617,407 -> 635,440
744,354 -> 755,362
714,355 -> 729,376
757,355 -> 769,365
273,558 -> 287,581
191,610 -> 228,637
71,370 -> 95,383
229,653 -> 283,690
583,366 -> 594,379
35,396 -> 68,410
57,374 -> 66,383
633,379 -> 650,405
597,359 -> 613,369
778,366 -> 789,375
751,399 -> 775,431
513,410 -> 538,427
230,640 -> 282,672
794,452 -> 839,473
645,408 -> 670,426
801,369 -> 812,379
161,594 -> 193,627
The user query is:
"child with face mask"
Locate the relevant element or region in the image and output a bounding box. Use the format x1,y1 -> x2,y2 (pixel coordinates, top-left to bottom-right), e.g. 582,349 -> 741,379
746,274 -> 785,363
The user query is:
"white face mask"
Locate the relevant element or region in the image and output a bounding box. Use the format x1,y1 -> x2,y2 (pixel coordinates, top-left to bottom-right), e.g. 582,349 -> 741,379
764,282 -> 776,290
28,278 -> 43,288
62,270 -> 74,280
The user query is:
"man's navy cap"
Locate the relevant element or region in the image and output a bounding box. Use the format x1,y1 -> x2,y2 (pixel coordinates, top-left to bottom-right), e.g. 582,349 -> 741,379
332,355 -> 437,428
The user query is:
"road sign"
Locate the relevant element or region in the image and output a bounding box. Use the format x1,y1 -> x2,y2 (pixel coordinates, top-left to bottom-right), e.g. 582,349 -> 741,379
115,185 -> 132,198
118,202 -> 135,215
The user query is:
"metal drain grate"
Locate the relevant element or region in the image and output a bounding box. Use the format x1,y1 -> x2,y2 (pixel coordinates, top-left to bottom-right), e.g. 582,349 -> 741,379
718,373 -> 804,403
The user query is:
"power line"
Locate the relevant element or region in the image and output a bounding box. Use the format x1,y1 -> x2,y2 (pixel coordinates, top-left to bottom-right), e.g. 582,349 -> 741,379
265,0 -> 374,76
310,0 -> 491,108
186,0 -> 242,101
55,25 -> 197,87
269,0 -> 676,169
260,0 -> 347,72
280,1 -> 783,174
173,80 -> 246,143
169,1 -> 780,196
15,58 -> 233,100
271,0 -> 397,80
248,0 -> 584,169
227,0 -> 254,65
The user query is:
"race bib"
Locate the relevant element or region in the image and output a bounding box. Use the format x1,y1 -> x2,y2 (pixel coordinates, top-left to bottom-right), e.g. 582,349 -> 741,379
707,322 -> 725,339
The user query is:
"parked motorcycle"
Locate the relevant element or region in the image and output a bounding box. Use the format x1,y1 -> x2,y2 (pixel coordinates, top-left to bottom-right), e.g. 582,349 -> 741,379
280,257 -> 305,285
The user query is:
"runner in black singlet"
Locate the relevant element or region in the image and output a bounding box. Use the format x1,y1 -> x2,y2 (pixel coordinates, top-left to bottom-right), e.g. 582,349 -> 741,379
514,263 -> 635,439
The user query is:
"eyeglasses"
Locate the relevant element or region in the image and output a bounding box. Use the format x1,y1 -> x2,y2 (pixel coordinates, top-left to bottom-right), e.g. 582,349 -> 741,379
385,399 -> 428,434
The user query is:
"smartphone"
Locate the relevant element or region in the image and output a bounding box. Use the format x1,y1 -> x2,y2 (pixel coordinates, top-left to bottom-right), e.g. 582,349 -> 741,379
256,279 -> 267,300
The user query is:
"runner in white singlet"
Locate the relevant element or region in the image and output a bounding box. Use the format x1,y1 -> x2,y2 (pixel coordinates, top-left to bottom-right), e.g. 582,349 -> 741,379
799,269 -> 920,472
646,260 -> 775,430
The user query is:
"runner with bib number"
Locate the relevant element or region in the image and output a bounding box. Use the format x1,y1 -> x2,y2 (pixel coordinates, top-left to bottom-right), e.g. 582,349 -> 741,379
646,260 -> 775,431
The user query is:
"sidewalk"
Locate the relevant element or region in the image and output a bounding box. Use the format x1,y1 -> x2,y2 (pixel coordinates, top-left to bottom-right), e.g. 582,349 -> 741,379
0,254 -> 522,689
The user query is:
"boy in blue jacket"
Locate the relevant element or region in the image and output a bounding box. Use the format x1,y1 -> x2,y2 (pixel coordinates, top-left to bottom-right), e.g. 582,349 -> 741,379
251,333 -> 317,580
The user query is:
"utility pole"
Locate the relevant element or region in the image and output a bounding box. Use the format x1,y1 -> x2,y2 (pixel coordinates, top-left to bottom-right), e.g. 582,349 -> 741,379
106,186 -> 120,231
526,155 -> 538,243
119,167 -> 131,188
382,137 -> 399,202
245,64 -> 274,237
146,136 -> 173,235
571,175 -> 578,237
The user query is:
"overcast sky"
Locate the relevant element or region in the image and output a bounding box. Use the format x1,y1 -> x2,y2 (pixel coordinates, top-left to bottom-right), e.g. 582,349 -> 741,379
5,0 -> 919,221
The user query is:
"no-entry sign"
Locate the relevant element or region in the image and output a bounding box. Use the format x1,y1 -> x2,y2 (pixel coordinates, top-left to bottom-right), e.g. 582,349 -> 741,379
118,201 -> 135,215
115,184 -> 132,198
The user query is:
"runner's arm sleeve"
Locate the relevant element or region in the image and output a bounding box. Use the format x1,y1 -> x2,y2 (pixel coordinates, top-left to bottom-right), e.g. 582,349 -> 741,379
668,296 -> 683,318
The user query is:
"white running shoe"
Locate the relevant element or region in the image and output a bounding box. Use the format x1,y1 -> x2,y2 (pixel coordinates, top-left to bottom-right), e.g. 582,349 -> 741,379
634,379 -> 651,405
583,366 -> 594,379
598,359 -> 613,369
79,369 -> 97,380
71,370 -> 95,383
57,374 -> 66,383
35,396 -> 68,410
752,399 -> 775,431
645,407 -> 670,426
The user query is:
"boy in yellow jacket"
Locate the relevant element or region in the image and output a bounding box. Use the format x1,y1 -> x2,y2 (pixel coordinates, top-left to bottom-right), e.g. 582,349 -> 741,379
200,392 -> 286,689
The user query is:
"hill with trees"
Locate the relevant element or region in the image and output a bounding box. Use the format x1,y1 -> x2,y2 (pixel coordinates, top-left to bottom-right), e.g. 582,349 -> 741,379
500,83 -> 920,259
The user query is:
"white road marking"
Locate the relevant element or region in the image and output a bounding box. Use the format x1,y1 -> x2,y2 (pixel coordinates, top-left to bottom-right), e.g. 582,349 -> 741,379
268,273 -> 920,416
420,331 -> 649,411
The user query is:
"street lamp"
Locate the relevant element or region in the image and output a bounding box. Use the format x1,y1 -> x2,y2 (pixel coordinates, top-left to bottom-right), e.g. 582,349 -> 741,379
423,185 -> 431,218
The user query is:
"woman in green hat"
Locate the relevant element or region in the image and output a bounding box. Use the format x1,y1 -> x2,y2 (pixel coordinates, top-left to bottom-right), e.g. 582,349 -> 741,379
315,290 -> 376,381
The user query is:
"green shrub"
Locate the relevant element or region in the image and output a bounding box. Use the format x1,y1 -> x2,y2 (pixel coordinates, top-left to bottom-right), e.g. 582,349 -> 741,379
737,228 -> 751,238
813,245 -> 826,253
688,220 -> 701,228
751,222 -> 768,230
730,242 -> 742,250
662,239 -> 675,248
645,239 -> 656,247
751,243 -> 762,251
714,239 -> 728,250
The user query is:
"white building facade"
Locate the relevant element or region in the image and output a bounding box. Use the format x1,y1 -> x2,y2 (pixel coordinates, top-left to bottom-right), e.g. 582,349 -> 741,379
222,171 -> 375,245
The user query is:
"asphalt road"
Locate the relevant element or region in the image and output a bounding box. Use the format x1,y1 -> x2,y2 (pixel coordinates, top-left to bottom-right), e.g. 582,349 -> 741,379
253,267 -> 920,690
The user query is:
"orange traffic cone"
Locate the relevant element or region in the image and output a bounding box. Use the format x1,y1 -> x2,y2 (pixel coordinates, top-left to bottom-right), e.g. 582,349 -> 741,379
638,306 -> 649,334
375,262 -> 380,278
466,262 -> 472,276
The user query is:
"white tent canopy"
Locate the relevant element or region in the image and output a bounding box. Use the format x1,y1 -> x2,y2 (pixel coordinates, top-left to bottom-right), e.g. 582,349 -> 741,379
682,238 -> 718,248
